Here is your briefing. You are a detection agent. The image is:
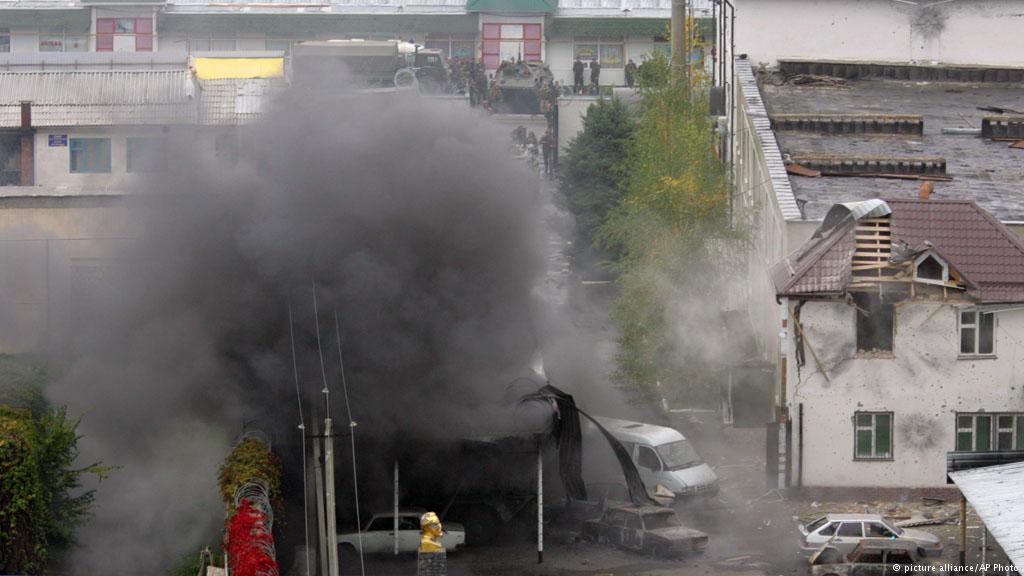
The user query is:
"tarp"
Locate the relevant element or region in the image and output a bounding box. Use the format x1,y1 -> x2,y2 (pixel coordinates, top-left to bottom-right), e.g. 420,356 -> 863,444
521,384 -> 659,507
193,57 -> 285,80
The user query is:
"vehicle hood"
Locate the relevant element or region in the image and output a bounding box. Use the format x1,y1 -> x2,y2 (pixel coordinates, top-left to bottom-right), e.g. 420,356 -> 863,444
669,463 -> 718,487
903,529 -> 940,545
647,526 -> 707,542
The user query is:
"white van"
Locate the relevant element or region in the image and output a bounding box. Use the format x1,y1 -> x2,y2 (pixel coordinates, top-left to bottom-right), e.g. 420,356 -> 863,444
593,416 -> 719,499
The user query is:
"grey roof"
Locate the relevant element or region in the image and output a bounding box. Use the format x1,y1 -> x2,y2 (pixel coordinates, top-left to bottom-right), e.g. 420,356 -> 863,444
0,70 -> 197,126
735,58 -> 802,221
949,460 -> 1024,571
197,77 -> 286,125
0,52 -> 188,71
761,74 -> 1024,222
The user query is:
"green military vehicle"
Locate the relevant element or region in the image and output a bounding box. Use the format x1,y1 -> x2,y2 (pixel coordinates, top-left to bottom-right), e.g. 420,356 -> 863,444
492,60 -> 554,114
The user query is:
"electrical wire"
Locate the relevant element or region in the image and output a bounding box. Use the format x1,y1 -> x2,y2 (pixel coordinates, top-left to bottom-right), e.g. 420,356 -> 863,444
312,279 -> 332,419
287,297 -> 312,576
334,308 -> 366,576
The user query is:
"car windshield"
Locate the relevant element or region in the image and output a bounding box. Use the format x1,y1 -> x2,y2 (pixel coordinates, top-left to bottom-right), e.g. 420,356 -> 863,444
656,440 -> 702,470
642,512 -> 679,530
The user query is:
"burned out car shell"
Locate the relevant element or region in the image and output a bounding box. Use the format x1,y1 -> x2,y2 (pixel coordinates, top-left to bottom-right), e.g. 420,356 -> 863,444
581,506 -> 708,558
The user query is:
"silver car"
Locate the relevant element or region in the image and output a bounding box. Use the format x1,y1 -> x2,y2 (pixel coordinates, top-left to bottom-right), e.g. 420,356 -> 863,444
798,513 -> 943,557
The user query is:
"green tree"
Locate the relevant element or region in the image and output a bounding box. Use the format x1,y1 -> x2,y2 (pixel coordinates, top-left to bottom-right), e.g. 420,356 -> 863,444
556,97 -> 635,247
0,356 -> 108,572
598,77 -> 743,407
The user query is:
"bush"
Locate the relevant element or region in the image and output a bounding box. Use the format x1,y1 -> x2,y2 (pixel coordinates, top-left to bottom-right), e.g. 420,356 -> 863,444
0,356 -> 107,573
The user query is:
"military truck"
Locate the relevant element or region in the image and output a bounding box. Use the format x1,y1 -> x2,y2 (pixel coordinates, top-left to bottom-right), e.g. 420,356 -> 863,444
492,60 -> 554,114
291,39 -> 449,92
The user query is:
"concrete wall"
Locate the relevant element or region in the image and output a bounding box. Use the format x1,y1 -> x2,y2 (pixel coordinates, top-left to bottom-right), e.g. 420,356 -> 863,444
735,0 -> 1024,67
25,127 -> 204,193
0,197 -> 136,353
786,299 -> 1024,488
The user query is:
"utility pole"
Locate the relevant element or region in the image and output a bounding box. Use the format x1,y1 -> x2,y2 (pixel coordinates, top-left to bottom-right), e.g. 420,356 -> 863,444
536,439 -> 543,564
325,418 -> 340,576
670,0 -> 689,86
313,420 -> 329,576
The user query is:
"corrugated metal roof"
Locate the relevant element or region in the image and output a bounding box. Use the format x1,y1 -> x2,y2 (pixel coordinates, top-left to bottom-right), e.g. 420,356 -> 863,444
0,52 -> 188,71
0,70 -> 197,126
0,70 -> 194,105
949,461 -> 1024,572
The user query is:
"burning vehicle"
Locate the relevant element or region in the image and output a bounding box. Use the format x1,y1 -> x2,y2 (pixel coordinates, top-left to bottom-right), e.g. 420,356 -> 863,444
581,505 -> 708,558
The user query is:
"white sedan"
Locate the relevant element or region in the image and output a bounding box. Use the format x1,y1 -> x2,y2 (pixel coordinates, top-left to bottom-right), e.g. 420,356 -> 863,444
338,510 -> 466,555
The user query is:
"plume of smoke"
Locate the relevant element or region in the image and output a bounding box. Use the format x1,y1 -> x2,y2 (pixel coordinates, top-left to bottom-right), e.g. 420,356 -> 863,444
44,87 -> 543,573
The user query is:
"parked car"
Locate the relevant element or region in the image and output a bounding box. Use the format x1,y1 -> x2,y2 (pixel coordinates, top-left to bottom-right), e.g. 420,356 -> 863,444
338,509 -> 465,555
809,538 -> 938,576
591,416 -> 719,499
798,513 -> 942,557
581,505 -> 708,558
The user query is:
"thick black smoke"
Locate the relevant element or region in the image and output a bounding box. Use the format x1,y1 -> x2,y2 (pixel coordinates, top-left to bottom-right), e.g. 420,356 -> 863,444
46,88 -> 542,572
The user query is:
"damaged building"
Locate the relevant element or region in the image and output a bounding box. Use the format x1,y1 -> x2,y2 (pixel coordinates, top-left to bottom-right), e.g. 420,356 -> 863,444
771,197 -> 1024,490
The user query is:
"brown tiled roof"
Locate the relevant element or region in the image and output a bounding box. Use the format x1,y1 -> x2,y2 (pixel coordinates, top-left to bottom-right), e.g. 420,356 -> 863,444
888,199 -> 1024,303
773,199 -> 1024,303
770,224 -> 854,297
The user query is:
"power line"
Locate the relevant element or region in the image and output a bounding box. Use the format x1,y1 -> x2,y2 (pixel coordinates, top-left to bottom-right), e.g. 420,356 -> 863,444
334,308 -> 366,576
287,296 -> 312,576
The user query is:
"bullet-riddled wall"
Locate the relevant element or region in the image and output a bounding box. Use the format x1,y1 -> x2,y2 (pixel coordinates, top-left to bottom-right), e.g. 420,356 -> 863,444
786,299 -> 1024,488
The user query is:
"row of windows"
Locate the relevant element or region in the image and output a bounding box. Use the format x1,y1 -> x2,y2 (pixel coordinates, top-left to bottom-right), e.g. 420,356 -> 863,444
68,138 -> 166,174
852,294 -> 996,358
0,21 -> 153,53
853,411 -> 1024,460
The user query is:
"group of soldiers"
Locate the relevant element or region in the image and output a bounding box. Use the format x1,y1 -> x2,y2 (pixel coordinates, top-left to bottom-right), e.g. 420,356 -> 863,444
511,125 -> 556,175
571,56 -> 641,93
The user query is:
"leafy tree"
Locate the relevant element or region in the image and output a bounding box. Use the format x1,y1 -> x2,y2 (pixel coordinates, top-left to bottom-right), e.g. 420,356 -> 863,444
556,98 -> 635,247
635,50 -> 671,91
0,356 -> 108,573
598,77 -> 744,407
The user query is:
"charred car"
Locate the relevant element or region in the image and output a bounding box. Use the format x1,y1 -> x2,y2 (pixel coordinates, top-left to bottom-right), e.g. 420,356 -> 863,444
581,505 -> 707,558
809,539 -> 938,576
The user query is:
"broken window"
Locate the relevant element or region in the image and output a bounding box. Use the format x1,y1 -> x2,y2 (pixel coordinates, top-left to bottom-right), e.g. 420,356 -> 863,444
915,254 -> 947,281
853,293 -> 894,354
958,413 -> 1024,451
837,522 -> 863,537
637,446 -> 661,471
959,310 -> 995,356
854,412 -> 892,460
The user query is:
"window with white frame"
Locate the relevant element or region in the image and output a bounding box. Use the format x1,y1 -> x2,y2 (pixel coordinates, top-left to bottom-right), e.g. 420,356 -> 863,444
958,413 -> 1024,451
573,37 -> 624,68
424,34 -> 476,60
959,310 -> 995,356
854,412 -> 892,460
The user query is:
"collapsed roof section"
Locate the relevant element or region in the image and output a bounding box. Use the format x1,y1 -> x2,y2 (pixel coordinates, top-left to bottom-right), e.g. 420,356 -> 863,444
771,198 -> 1024,304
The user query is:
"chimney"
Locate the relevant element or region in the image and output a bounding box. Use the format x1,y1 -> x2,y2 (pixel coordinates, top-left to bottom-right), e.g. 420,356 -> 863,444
19,101 -> 34,187
919,180 -> 934,200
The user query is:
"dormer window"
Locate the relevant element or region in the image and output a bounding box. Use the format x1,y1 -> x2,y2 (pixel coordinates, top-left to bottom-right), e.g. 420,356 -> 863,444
914,252 -> 949,283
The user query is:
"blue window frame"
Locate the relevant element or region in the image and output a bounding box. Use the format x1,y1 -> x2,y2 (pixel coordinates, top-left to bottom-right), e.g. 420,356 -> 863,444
69,138 -> 111,173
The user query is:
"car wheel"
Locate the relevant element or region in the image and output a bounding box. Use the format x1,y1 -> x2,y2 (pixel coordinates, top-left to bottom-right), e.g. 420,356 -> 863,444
918,547 -> 928,558
338,544 -> 359,573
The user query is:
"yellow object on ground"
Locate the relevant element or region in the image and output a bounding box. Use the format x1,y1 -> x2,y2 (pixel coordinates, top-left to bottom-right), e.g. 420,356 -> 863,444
193,57 -> 285,80
419,511 -> 445,553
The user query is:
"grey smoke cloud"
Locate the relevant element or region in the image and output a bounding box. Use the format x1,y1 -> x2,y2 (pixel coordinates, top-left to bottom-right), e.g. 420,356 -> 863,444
45,88 -> 543,573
